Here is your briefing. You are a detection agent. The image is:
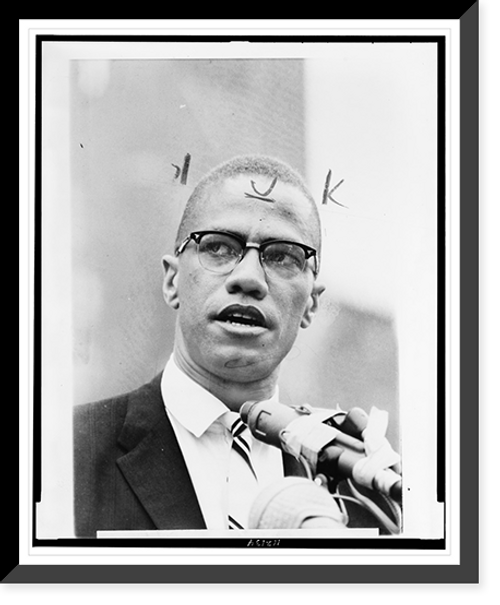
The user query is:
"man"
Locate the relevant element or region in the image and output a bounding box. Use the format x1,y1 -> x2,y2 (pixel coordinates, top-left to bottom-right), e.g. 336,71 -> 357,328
73,154 -> 334,537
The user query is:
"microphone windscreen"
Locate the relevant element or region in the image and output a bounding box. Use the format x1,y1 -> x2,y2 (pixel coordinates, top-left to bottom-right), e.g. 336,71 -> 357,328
248,477 -> 347,530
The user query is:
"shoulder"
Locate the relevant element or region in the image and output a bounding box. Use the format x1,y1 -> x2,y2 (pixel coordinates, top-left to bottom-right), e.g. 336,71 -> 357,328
73,373 -> 164,448
73,390 -> 129,442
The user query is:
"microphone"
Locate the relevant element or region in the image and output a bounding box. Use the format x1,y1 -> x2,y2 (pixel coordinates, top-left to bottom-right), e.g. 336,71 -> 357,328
248,477 -> 347,530
240,399 -> 402,503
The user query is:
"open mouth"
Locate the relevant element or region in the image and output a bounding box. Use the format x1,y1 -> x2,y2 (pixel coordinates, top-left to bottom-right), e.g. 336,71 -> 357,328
215,304 -> 267,329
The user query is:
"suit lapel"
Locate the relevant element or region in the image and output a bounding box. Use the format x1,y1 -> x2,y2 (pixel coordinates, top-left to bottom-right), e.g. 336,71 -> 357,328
115,374 -> 306,530
116,375 -> 206,530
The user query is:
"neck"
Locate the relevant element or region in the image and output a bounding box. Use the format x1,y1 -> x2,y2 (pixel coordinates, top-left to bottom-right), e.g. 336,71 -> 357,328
173,347 -> 279,413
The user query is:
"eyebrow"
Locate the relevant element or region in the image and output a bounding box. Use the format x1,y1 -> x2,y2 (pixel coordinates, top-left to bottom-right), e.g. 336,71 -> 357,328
201,229 -> 308,246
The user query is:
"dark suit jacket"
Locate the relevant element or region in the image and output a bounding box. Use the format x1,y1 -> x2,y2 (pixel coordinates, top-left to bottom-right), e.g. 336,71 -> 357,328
73,373 -> 305,537
74,373 -> 392,537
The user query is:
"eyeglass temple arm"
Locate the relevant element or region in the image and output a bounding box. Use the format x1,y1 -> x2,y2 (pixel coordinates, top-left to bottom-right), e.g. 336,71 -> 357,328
175,233 -> 197,256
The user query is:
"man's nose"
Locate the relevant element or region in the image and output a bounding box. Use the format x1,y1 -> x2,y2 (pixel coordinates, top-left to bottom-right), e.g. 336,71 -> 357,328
224,248 -> 269,299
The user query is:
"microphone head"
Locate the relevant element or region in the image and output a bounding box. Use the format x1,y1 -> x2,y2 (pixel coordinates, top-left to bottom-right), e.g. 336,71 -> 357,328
248,477 -> 347,530
339,407 -> 369,439
239,400 -> 257,425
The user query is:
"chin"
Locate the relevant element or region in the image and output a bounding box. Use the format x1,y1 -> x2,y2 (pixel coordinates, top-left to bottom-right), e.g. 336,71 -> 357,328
212,350 -> 283,383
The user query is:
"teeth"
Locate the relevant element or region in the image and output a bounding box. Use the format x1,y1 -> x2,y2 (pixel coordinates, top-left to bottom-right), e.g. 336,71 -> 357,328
227,316 -> 257,326
224,314 -> 259,326
217,307 -> 265,328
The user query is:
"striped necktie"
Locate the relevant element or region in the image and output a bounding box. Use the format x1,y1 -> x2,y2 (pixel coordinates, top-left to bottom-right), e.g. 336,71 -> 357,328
223,412 -> 259,530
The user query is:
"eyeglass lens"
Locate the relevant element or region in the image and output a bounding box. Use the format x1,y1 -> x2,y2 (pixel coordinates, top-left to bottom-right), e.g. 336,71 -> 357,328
197,232 -> 308,277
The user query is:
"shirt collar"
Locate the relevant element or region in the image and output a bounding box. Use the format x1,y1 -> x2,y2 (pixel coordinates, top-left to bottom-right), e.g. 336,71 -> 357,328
161,355 -> 279,439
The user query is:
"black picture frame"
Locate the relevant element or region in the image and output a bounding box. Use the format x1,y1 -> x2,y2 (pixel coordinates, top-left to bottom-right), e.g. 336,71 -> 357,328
7,9 -> 479,584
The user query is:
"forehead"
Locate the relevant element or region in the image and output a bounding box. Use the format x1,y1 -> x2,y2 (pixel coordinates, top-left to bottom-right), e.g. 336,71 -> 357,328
192,174 -> 317,243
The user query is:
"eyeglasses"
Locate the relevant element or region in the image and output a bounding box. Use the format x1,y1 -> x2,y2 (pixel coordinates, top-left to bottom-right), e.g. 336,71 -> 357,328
175,230 -> 318,279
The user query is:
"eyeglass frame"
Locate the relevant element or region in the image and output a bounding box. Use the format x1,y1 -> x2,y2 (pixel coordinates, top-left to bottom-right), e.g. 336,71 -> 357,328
174,230 -> 319,278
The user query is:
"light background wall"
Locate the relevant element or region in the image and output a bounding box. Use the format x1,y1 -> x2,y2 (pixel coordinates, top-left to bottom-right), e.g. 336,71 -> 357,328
70,58 -> 308,405
70,55 -> 411,448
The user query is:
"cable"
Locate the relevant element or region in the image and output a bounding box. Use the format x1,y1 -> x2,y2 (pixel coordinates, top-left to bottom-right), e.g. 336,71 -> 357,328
298,455 -> 314,480
346,479 -> 401,535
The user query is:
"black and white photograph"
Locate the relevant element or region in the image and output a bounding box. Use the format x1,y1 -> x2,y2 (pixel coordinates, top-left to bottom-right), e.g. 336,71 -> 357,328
14,13 -> 482,585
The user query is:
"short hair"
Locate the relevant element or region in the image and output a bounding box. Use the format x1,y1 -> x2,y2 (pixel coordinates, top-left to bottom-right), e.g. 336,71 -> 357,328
174,155 -> 322,258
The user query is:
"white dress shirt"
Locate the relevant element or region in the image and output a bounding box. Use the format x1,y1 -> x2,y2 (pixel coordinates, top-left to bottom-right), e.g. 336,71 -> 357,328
160,355 -> 284,529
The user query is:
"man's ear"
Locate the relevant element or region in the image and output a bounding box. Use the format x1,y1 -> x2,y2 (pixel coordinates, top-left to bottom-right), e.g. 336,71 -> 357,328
162,254 -> 180,310
300,280 -> 325,329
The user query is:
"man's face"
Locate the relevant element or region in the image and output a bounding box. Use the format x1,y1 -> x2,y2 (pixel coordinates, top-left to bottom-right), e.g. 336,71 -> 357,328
163,174 -> 324,385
